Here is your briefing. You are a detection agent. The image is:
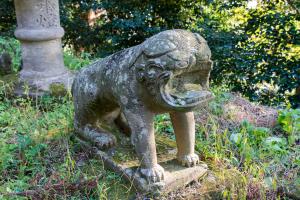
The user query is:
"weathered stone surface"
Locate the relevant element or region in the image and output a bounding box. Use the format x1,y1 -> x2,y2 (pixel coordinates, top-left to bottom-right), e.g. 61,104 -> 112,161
72,29 -> 214,188
14,0 -> 73,96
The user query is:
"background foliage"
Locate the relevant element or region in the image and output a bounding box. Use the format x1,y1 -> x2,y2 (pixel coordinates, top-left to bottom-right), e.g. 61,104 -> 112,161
0,0 -> 299,106
0,0 -> 15,37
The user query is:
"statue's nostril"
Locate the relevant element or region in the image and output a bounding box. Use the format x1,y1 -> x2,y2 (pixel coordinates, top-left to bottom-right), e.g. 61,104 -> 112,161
175,60 -> 189,69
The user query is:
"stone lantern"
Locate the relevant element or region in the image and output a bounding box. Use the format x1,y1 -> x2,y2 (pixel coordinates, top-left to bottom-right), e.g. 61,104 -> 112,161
14,0 -> 73,95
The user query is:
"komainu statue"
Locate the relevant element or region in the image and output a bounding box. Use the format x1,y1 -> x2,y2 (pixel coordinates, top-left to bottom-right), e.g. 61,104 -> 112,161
72,29 -> 214,183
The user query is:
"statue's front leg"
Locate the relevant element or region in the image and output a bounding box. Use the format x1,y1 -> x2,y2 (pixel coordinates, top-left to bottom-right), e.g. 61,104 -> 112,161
170,111 -> 199,167
123,108 -> 164,183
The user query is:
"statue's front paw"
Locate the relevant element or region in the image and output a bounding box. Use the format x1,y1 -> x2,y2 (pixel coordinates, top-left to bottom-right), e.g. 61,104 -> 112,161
140,164 -> 165,183
177,153 -> 199,167
94,132 -> 116,150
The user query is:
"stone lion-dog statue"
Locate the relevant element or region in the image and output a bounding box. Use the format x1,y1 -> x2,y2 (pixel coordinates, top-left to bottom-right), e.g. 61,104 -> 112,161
72,29 -> 214,183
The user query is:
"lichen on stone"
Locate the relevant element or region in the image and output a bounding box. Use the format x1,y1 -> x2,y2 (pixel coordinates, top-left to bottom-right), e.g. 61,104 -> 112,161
72,29 -> 214,184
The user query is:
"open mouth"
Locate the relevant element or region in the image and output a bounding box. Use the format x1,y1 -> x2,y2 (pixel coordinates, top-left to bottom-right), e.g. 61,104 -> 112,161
159,71 -> 214,108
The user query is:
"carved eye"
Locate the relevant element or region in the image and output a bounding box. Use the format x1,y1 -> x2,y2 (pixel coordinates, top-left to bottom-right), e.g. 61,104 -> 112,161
147,64 -> 163,79
147,69 -> 156,78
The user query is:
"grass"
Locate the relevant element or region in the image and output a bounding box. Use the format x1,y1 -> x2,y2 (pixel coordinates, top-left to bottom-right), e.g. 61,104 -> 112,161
155,88 -> 300,199
1,83 -> 298,199
0,91 -> 133,199
0,41 -> 299,199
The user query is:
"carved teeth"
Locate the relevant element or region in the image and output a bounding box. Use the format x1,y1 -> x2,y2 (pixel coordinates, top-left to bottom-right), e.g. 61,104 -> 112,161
185,97 -> 200,104
160,70 -> 213,107
166,90 -> 213,106
177,99 -> 186,105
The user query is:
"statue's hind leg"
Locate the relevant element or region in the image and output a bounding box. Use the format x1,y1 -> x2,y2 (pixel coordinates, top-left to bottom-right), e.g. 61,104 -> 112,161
74,105 -> 116,150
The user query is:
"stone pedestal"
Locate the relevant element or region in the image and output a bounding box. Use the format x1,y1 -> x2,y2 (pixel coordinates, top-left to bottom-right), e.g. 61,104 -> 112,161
76,131 -> 208,195
14,0 -> 73,95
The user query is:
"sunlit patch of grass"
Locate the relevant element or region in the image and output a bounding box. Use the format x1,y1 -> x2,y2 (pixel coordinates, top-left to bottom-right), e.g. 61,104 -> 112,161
0,93 -> 134,199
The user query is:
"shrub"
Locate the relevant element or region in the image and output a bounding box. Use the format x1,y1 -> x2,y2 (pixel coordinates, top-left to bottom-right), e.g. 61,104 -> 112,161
0,0 -> 299,106
0,36 -> 21,72
234,2 -> 299,105
60,0 -> 202,56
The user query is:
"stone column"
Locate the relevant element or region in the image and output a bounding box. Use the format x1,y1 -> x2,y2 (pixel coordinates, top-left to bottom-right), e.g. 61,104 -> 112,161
14,0 -> 73,95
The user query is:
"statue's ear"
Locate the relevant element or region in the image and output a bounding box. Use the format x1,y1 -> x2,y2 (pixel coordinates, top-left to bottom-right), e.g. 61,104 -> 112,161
193,33 -> 206,44
143,39 -> 176,57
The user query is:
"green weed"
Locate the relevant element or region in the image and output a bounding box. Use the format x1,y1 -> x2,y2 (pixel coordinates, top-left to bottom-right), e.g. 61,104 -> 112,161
278,107 -> 300,145
64,50 -> 93,71
0,36 -> 21,72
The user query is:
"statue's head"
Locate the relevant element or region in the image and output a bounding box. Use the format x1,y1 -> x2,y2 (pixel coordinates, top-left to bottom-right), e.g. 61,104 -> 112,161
133,29 -> 214,112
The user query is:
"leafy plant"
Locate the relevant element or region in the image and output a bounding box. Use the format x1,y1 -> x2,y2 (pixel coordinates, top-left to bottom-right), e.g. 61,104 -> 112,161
236,1 -> 300,106
0,36 -> 21,72
278,107 -> 300,144
64,50 -> 93,70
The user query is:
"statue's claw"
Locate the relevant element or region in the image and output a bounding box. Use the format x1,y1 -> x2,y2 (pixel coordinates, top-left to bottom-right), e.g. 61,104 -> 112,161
140,164 -> 165,183
94,133 -> 116,149
177,153 -> 199,167
76,125 -> 116,150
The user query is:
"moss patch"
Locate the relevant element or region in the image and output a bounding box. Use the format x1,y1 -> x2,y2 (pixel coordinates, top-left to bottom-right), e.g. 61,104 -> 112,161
49,83 -> 67,97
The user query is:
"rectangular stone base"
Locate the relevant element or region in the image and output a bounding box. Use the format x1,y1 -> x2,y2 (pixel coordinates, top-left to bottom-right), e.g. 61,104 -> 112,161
75,134 -> 207,195
127,160 -> 208,194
